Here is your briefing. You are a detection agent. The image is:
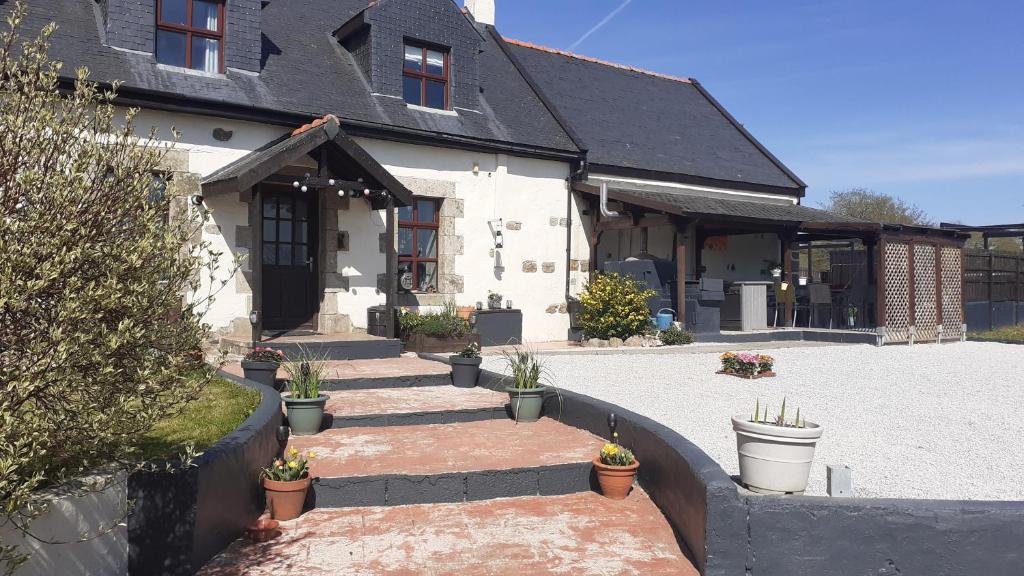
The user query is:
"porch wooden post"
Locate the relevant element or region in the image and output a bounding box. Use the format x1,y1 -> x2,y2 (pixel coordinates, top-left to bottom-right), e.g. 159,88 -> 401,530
780,232 -> 794,326
384,198 -> 397,339
875,238 -> 886,330
676,242 -> 686,328
250,185 -> 263,344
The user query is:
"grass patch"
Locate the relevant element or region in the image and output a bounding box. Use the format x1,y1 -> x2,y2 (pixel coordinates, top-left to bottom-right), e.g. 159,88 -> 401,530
970,325 -> 1024,343
136,375 -> 262,461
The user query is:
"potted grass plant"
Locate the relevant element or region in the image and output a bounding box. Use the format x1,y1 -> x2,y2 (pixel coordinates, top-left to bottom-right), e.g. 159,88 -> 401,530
502,346 -> 548,422
732,398 -> 822,494
450,342 -> 483,388
593,432 -> 639,500
262,446 -> 314,521
242,346 -> 285,389
282,355 -> 329,436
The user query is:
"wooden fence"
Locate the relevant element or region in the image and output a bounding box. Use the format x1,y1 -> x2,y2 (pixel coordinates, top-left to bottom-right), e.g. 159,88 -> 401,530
964,249 -> 1024,303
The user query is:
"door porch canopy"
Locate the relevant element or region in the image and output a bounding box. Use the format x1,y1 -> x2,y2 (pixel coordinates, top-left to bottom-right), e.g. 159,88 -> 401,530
201,114 -> 413,209
573,180 -> 969,344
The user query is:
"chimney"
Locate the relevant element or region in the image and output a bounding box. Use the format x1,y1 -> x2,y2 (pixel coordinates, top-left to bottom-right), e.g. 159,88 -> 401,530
465,0 -> 495,26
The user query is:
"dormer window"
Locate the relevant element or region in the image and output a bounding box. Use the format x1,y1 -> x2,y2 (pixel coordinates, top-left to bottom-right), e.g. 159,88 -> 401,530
156,0 -> 224,73
403,43 -> 449,110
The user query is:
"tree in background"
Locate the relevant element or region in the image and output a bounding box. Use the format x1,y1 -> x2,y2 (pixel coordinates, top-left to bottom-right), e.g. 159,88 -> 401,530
0,5 -> 233,571
821,188 -> 932,226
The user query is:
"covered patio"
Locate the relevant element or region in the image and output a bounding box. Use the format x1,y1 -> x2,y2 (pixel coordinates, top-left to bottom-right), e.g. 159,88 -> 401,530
573,180 -> 969,344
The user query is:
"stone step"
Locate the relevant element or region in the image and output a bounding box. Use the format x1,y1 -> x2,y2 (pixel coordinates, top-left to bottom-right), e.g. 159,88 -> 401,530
318,357 -> 452,390
287,419 -> 604,507
263,338 -> 402,361
199,491 -> 699,576
323,387 -> 509,428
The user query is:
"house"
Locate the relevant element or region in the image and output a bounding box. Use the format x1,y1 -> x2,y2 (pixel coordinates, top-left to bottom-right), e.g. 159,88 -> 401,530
13,0 -> 967,348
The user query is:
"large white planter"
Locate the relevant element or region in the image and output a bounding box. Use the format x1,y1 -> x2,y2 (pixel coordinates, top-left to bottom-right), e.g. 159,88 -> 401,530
731,415 -> 823,494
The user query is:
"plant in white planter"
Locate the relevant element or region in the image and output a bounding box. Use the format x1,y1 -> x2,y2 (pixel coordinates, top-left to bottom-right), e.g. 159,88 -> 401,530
502,346 -> 549,422
450,342 -> 482,388
732,398 -> 822,494
282,355 -> 329,436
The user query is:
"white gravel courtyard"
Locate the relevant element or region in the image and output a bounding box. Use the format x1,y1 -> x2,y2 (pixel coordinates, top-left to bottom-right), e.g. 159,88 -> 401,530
483,341 -> 1024,500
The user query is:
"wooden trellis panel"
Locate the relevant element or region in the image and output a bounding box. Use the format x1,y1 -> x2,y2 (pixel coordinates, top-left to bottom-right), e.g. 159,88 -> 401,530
941,247 -> 964,340
882,242 -> 911,344
881,239 -> 965,344
913,244 -> 939,341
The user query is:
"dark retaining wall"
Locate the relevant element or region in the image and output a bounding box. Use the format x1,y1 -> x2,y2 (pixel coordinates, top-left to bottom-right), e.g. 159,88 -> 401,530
463,357 -> 1024,575
128,371 -> 283,575
967,300 -> 1023,332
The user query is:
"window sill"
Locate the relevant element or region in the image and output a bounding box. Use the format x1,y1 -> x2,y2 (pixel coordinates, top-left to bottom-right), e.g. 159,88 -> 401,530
155,63 -> 228,80
405,103 -> 459,117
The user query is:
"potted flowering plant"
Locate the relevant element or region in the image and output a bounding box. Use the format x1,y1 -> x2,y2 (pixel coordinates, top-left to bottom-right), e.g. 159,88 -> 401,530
282,355 -> 329,435
732,398 -> 822,494
487,290 -> 503,310
718,352 -> 776,379
242,347 -> 285,389
593,433 -> 639,500
450,342 -> 482,388
262,446 -> 315,521
502,346 -> 548,422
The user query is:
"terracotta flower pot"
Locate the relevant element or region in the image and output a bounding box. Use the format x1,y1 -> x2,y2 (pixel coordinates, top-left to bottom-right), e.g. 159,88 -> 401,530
245,517 -> 281,542
593,457 -> 639,500
263,476 -> 311,521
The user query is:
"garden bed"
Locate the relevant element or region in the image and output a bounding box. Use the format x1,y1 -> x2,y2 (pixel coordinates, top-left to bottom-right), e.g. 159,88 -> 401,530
135,374 -> 261,460
404,332 -> 481,354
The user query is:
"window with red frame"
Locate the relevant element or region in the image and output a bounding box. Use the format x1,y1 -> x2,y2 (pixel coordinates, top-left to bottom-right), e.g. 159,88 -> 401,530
156,0 -> 224,73
398,198 -> 441,292
402,43 -> 449,110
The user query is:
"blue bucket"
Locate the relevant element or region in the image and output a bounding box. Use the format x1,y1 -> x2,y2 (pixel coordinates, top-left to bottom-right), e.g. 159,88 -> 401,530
656,308 -> 675,331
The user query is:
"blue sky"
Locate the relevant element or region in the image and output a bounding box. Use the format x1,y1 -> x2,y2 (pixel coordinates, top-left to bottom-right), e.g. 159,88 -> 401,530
487,0 -> 1024,225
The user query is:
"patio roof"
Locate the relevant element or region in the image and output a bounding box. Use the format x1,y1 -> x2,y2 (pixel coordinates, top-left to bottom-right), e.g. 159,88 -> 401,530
573,180 -> 861,227
574,180 -> 968,243
202,115 -> 413,208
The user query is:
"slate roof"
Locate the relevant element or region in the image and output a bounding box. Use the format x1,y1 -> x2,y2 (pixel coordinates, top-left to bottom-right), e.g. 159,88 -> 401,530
579,181 -> 862,226
12,0 -> 579,156
504,39 -> 806,194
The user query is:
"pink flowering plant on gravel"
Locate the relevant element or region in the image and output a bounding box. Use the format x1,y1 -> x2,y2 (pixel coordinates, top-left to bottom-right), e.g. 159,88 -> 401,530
720,352 -> 775,376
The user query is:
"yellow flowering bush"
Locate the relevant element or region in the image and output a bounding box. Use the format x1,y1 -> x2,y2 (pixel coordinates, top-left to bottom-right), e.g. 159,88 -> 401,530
263,447 -> 314,482
577,273 -> 656,340
599,442 -> 635,467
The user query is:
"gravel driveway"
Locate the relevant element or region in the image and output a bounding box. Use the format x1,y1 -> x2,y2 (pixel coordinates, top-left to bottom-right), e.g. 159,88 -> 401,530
483,342 -> 1024,500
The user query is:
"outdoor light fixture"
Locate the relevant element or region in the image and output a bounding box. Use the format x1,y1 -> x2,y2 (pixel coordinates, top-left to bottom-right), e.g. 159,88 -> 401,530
189,194 -> 204,206
249,310 -> 259,325
489,218 -> 504,249
473,161 -> 480,175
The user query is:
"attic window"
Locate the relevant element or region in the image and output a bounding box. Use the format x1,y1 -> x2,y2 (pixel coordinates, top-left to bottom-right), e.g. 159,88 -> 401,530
403,43 -> 449,110
156,0 -> 224,73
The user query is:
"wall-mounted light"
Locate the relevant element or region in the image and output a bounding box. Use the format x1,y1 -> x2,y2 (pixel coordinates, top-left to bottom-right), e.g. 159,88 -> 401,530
249,309 -> 260,325
190,194 -> 204,206
473,161 -> 480,175
488,218 -> 504,249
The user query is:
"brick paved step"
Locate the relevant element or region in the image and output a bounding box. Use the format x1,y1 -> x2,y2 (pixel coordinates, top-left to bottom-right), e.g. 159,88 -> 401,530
288,419 -> 604,507
199,490 -> 699,576
318,357 -> 453,390
323,387 -> 509,428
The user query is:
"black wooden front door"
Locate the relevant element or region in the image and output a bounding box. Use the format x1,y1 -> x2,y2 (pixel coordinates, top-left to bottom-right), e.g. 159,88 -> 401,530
261,188 -> 318,331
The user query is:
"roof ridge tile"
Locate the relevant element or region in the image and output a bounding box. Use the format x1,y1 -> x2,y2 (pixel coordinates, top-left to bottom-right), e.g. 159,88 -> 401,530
503,38 -> 692,84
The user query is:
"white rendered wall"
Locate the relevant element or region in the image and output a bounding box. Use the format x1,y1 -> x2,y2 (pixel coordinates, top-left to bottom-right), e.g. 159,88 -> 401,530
701,233 -> 781,281
130,109 -> 290,333
0,471 -> 127,576
129,109 -> 582,342
351,138 -> 580,342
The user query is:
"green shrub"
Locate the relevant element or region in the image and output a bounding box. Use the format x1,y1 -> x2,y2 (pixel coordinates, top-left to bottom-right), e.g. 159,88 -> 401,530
970,325 -> 1024,343
576,273 -> 656,340
398,300 -> 469,340
659,326 -> 695,346
0,7 -> 234,569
